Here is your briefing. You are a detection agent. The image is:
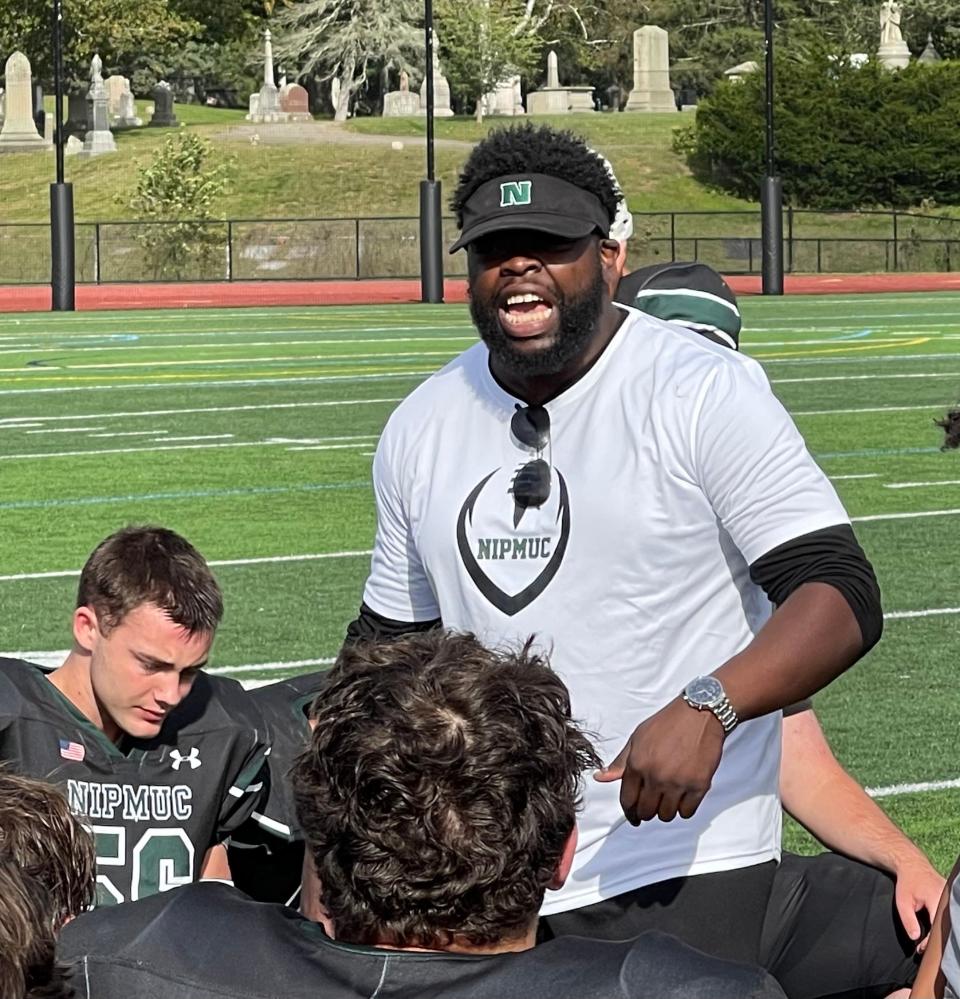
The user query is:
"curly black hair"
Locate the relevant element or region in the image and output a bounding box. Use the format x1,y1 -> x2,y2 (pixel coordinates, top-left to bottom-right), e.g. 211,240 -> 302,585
451,123 -> 620,229
936,408 -> 960,449
293,630 -> 600,951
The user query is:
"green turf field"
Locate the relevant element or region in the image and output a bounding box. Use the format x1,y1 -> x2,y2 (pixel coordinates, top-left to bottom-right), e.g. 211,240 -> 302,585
1,294 -> 959,867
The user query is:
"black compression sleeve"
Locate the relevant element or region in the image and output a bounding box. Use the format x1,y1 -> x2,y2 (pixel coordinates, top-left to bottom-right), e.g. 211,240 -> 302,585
749,525 -> 883,654
344,602 -> 441,644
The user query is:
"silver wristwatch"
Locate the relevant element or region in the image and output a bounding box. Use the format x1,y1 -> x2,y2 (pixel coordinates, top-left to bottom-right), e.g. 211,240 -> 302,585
681,675 -> 739,733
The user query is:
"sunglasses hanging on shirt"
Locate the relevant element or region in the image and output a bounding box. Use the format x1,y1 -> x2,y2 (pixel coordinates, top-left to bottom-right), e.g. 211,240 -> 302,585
510,404 -> 551,511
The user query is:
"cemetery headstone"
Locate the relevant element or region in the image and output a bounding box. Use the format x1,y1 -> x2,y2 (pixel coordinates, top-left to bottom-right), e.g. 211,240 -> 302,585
105,75 -> 127,117
527,49 -> 570,114
0,51 -> 49,151
279,83 -> 311,120
483,74 -> 524,116
81,55 -> 118,155
148,81 -> 178,127
625,26 -> 676,112
419,29 -> 454,117
383,68 -> 420,117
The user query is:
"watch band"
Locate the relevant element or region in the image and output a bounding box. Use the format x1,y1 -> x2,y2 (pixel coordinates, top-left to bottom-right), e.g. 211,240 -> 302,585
711,695 -> 739,734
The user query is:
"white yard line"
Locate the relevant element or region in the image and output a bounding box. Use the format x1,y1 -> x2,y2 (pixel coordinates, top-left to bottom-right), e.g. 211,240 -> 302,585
0,434 -> 377,462
0,371 -> 435,397
26,426 -> 106,434
774,372 -> 960,384
852,509 -> 960,523
0,549 -> 373,582
0,335 -> 474,356
885,480 -> 960,489
0,350 -> 457,373
830,474 -> 880,481
795,404 -> 944,416
867,778 -> 960,799
0,398 -> 402,425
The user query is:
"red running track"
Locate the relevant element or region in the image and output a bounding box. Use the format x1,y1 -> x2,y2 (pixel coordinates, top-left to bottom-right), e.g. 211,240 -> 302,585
4,273 -> 960,313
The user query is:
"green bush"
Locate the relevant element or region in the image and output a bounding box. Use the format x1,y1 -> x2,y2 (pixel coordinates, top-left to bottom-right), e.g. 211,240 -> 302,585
679,54 -> 960,209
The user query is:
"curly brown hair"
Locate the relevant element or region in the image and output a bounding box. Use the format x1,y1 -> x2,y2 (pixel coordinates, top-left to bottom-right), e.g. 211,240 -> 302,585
0,863 -> 74,999
0,771 -> 96,927
76,525 -> 223,635
293,631 -> 599,951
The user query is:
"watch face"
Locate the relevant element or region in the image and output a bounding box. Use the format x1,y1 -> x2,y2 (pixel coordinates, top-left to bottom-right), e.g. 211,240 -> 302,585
685,676 -> 723,707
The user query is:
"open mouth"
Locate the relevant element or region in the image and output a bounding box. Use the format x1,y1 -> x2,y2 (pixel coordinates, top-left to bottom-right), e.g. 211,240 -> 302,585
498,292 -> 556,337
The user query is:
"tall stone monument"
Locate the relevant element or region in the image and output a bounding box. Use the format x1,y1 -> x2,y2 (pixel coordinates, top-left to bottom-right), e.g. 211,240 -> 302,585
258,28 -> 280,119
81,53 -> 117,155
0,52 -> 49,151
418,29 -> 454,117
625,26 -> 676,113
878,1 -> 911,69
527,50 -> 570,114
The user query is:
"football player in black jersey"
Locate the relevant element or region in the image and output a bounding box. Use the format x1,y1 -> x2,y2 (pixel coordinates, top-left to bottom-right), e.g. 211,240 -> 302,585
0,525 -> 270,907
61,631 -> 784,999
228,670 -> 329,905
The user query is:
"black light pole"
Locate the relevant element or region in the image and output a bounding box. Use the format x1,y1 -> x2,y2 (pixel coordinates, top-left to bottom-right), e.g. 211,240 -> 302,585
760,0 -> 784,295
419,0 -> 444,303
50,0 -> 76,311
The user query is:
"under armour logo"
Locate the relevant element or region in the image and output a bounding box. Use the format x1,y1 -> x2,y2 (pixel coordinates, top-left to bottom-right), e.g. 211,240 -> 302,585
170,748 -> 201,771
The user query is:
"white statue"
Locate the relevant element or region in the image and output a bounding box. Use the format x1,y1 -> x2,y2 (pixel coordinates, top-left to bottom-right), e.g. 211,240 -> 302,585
880,1 -> 904,46
90,53 -> 103,84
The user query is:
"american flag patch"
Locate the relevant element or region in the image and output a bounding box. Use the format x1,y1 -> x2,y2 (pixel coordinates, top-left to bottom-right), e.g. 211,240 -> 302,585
58,739 -> 85,762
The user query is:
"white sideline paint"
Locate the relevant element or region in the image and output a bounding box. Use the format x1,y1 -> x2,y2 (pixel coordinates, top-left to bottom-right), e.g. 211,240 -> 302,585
830,474 -> 880,481
0,334 -> 475,356
796,405 -> 943,417
867,778 -> 960,799
886,480 -> 960,489
26,426 -> 106,434
852,509 -> 960,523
0,435 -> 378,463
0,371 -> 436,397
0,398 -> 403,425
774,372 -> 960,385
0,549 -> 373,583
0,350 -> 458,374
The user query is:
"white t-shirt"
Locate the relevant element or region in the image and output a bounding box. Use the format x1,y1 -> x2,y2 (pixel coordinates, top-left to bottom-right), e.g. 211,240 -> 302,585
362,306 -> 851,915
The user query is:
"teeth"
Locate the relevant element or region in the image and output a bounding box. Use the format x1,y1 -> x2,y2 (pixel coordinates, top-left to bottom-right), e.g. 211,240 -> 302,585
506,293 -> 545,306
503,306 -> 554,326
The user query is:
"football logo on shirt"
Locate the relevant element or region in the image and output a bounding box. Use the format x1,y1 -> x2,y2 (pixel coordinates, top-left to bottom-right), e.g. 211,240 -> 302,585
170,747 -> 201,771
456,466 -> 571,615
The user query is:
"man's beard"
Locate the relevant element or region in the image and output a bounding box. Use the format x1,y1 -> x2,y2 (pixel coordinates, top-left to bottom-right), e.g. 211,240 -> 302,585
470,264 -> 606,378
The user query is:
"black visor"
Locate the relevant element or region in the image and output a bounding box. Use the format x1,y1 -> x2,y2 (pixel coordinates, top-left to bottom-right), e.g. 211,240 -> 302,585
450,174 -> 611,253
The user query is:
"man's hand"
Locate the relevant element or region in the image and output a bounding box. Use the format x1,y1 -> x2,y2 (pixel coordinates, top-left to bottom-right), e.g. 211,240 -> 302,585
893,852 -> 946,952
594,697 -> 727,825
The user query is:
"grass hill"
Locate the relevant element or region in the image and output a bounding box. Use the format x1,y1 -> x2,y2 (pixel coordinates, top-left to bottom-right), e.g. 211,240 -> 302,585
0,106 -> 754,224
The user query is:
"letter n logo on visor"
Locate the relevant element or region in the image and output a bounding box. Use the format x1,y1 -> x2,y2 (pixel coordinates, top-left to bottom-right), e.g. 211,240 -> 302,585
500,180 -> 532,207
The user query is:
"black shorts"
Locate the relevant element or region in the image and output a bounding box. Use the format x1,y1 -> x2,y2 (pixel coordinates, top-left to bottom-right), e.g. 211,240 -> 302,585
541,852 -> 920,999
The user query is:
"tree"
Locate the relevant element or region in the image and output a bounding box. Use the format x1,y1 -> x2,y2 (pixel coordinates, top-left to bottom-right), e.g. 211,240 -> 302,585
0,0 -> 198,93
127,133 -> 234,279
271,0 -> 421,121
436,0 -> 542,121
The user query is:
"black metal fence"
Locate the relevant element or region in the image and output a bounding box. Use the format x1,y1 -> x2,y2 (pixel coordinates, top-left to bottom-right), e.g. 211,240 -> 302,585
2,208 -> 960,285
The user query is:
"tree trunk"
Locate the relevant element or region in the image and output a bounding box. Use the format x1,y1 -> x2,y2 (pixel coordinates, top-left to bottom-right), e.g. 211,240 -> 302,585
475,93 -> 485,123
334,57 -> 356,122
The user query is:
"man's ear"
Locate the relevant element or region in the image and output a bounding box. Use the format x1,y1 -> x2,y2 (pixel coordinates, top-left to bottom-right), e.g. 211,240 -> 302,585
72,606 -> 100,653
600,238 -> 622,296
548,826 -> 578,891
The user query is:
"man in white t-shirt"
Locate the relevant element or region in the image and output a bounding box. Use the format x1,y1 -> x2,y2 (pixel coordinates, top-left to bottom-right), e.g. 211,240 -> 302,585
348,123 -> 914,998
